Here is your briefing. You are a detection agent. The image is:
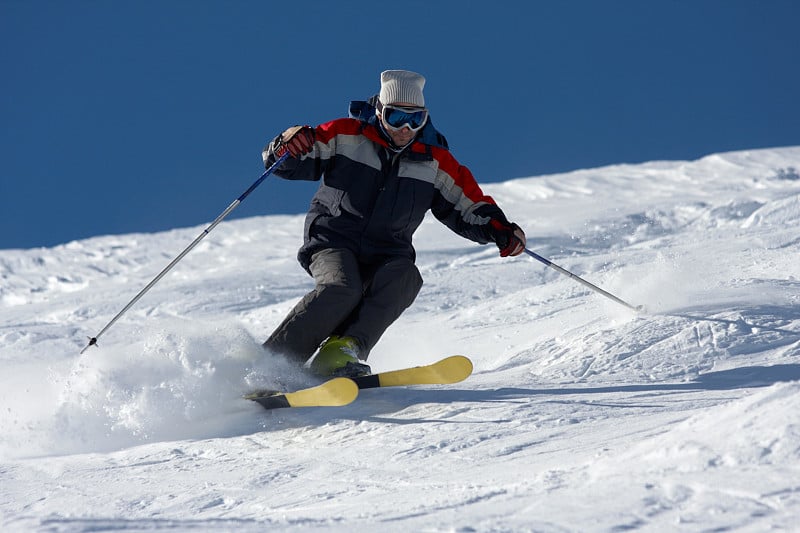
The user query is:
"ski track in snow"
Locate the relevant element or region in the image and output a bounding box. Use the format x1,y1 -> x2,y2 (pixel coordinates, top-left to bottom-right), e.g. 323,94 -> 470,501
1,147 -> 800,531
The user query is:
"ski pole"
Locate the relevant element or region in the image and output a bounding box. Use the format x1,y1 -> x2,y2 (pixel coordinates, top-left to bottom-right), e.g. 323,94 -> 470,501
523,248 -> 643,312
80,152 -> 290,354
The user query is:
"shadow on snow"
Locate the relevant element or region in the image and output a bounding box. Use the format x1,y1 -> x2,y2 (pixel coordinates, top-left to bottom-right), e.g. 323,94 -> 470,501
344,363 -> 800,419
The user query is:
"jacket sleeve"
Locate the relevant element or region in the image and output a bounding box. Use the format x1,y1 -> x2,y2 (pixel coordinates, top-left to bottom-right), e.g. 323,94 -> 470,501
261,124 -> 334,182
428,148 -> 511,245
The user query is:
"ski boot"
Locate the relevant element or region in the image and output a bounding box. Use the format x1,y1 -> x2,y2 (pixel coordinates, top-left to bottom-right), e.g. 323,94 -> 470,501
310,336 -> 372,378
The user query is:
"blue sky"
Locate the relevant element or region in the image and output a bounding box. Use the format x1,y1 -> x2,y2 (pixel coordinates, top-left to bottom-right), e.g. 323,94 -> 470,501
2,0 -> 798,250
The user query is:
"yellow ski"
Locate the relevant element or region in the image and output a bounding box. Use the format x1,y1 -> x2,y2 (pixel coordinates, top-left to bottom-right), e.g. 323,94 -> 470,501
352,355 -> 473,389
246,377 -> 359,410
245,356 -> 473,410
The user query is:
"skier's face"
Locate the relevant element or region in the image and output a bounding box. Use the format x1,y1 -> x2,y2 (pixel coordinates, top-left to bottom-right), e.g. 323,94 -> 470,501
379,101 -> 421,147
386,124 -> 416,146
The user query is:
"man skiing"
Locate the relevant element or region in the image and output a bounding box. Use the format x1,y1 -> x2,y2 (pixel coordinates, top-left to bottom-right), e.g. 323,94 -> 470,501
262,70 -> 526,378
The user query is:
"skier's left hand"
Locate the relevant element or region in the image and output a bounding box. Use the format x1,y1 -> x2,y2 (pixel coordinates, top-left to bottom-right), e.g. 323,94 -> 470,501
491,220 -> 526,257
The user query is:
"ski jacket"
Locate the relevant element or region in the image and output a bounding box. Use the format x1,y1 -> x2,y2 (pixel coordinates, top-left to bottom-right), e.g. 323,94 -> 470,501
263,98 -> 512,271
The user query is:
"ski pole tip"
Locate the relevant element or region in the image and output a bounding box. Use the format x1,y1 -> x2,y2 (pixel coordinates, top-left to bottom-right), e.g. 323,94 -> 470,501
80,336 -> 98,355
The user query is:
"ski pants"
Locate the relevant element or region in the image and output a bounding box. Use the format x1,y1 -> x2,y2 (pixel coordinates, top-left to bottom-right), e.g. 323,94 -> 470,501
263,247 -> 423,364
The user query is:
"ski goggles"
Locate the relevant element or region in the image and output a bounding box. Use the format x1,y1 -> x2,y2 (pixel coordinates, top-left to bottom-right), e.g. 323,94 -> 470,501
380,104 -> 429,132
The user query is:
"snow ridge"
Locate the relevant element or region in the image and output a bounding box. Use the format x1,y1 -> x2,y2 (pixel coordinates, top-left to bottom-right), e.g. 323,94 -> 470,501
1,147 -> 799,531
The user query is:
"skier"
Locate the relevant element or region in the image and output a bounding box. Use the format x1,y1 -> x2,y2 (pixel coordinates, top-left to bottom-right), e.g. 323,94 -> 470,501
261,70 -> 526,378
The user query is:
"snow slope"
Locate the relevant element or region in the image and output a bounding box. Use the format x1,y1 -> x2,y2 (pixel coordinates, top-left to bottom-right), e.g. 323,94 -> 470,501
2,147 -> 799,531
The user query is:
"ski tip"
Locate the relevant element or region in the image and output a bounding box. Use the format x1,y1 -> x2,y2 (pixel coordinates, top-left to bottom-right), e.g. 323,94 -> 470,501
448,355 -> 472,366
245,377 -> 359,410
441,355 -> 473,383
285,377 -> 359,408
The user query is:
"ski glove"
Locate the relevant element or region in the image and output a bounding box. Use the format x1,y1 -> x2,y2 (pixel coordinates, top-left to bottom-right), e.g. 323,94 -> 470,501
273,125 -> 315,158
491,220 -> 527,257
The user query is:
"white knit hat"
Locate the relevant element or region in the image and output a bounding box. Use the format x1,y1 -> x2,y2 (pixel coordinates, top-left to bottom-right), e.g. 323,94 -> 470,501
379,70 -> 426,107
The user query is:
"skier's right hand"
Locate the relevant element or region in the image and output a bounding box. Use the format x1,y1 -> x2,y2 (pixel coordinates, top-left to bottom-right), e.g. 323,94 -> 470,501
274,125 -> 315,158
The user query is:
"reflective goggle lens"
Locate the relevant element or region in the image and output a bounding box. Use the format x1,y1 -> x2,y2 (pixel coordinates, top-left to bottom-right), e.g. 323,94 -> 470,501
382,105 -> 428,131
